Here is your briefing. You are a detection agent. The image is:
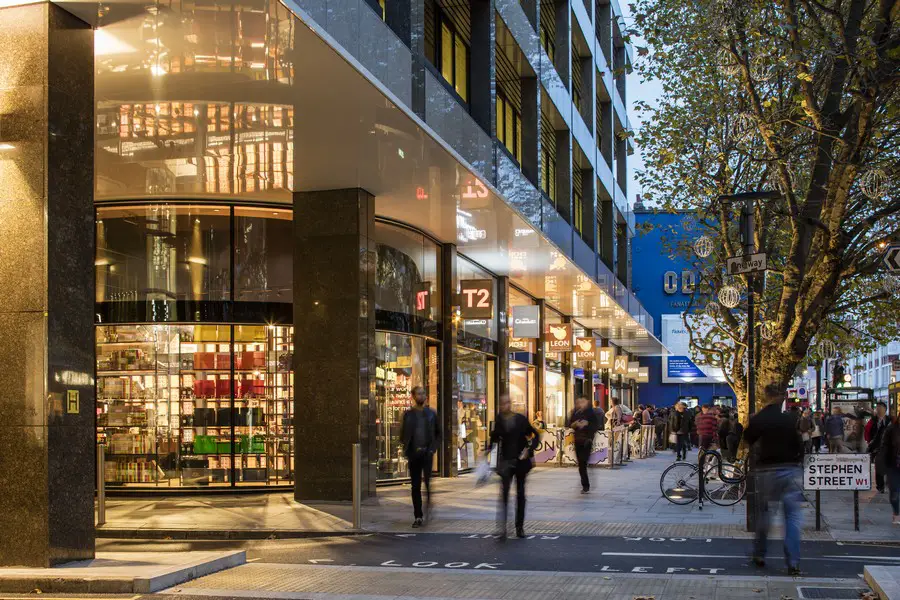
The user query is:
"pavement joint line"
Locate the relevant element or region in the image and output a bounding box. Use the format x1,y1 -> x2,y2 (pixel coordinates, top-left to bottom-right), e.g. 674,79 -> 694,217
201,563 -> 865,583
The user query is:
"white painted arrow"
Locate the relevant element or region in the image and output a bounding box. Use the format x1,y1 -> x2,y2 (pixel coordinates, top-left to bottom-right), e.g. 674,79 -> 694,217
395,533 -> 416,538
308,559 -> 334,564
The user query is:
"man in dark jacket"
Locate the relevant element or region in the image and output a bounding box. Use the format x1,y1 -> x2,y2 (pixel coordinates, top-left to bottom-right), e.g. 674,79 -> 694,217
400,386 -> 441,528
487,394 -> 540,539
867,402 -> 890,492
668,402 -> 693,461
743,395 -> 804,575
567,396 -> 600,493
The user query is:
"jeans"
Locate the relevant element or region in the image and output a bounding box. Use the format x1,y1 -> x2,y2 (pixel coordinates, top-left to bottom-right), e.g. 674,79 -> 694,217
812,436 -> 822,453
754,466 -> 803,568
498,460 -> 529,531
675,434 -> 690,460
408,452 -> 432,519
828,436 -> 844,453
888,468 -> 900,516
575,441 -> 591,490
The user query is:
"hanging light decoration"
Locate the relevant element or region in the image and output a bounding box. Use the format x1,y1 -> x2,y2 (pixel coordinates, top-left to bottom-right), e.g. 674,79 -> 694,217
694,235 -> 714,258
681,215 -> 696,232
750,54 -> 775,81
759,321 -> 774,340
717,47 -> 741,76
860,168 -> 887,199
732,112 -> 756,141
882,273 -> 900,295
718,285 -> 740,308
817,339 -> 837,360
705,301 -> 720,317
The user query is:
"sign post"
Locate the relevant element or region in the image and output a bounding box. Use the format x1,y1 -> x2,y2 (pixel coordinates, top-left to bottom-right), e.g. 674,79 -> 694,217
803,453 -> 871,532
725,252 -> 767,276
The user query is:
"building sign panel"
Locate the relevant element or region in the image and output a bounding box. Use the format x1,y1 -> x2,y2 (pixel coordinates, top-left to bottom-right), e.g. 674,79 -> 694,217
575,337 -> 596,361
613,355 -> 629,375
545,323 -> 572,352
459,279 -> 493,319
597,347 -> 616,369
661,314 -> 727,384
627,361 -> 640,377
511,305 -> 540,338
637,367 -> 649,383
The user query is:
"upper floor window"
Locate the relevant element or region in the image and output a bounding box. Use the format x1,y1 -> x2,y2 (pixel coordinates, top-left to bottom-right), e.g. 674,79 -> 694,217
438,17 -> 469,102
540,25 -> 555,62
541,149 -> 557,205
497,93 -> 522,165
574,191 -> 583,234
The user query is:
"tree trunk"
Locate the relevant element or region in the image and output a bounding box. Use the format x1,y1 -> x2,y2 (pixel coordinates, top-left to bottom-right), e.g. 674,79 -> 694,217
736,351 -> 798,425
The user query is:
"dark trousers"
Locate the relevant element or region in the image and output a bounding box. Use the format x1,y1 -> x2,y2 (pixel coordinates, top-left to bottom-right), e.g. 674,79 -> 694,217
675,434 -> 690,460
575,441 -> 591,490
875,455 -> 885,492
408,452 -> 432,519
499,460 -> 529,531
812,436 -> 822,453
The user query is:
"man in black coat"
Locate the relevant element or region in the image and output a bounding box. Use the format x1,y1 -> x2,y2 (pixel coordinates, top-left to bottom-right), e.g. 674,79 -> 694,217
567,396 -> 600,493
400,386 -> 441,528
487,394 -> 540,539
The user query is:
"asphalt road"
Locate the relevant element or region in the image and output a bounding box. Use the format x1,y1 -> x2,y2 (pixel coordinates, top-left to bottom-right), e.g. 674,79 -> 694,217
99,533 -> 900,579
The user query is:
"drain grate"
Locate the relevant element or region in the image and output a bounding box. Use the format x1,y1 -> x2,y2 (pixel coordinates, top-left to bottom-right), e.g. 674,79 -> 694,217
797,587 -> 869,599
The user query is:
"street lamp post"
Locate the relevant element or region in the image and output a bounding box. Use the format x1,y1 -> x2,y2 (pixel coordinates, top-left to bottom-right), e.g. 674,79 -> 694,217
718,190 -> 780,532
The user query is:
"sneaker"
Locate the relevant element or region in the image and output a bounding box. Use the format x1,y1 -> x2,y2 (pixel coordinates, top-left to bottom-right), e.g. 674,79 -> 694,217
581,488 -> 590,494
412,518 -> 423,528
788,566 -> 801,577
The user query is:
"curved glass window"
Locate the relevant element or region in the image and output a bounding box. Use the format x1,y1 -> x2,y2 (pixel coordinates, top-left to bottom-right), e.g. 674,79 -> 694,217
374,222 -> 441,335
96,204 -> 292,323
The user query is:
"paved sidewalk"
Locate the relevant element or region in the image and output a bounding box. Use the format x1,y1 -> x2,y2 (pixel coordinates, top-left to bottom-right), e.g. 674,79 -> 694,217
100,452 -> 900,542
166,562 -> 872,600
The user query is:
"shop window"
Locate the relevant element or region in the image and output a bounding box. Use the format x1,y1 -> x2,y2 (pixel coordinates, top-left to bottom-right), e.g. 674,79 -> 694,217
96,324 -> 294,487
438,17 -> 469,102
496,93 -> 523,165
540,25 -> 555,62
234,207 -> 293,303
375,333 -> 440,480
457,348 -> 495,471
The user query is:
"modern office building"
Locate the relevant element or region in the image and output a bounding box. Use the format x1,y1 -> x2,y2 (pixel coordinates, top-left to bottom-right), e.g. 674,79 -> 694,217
632,208 -> 734,408
0,0 -> 663,566
846,341 -> 900,402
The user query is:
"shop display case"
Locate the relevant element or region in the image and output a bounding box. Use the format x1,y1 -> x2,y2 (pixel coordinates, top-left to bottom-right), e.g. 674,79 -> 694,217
96,324 -> 293,487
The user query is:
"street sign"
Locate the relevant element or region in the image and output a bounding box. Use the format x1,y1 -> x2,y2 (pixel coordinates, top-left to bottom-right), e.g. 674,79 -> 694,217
803,454 -> 871,491
884,244 -> 900,272
892,359 -> 900,371
726,252 -> 767,275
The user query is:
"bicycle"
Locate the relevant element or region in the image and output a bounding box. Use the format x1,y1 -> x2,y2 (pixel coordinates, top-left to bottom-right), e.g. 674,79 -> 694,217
660,448 -> 747,507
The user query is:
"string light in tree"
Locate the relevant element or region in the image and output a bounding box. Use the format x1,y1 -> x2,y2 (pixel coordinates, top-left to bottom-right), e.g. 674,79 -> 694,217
882,274 -> 900,295
718,285 -> 740,308
750,54 -> 775,81
716,47 -> 741,76
759,321 -> 774,341
705,301 -> 720,317
817,339 -> 837,360
694,235 -> 714,258
732,112 -> 756,142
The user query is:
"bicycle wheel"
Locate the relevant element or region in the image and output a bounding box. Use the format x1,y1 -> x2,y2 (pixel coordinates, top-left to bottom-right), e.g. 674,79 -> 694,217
660,462 -> 700,505
703,463 -> 746,506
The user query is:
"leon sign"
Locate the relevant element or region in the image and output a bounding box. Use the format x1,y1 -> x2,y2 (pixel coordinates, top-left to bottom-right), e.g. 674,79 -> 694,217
545,323 -> 572,352
459,279 -> 493,319
575,337 -> 596,361
803,454 -> 871,491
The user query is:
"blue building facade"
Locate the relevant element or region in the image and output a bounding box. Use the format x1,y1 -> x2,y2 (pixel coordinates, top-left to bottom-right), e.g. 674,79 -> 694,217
632,209 -> 736,408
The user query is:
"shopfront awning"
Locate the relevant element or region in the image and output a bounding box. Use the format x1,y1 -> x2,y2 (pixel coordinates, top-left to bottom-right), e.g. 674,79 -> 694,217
76,0 -> 667,356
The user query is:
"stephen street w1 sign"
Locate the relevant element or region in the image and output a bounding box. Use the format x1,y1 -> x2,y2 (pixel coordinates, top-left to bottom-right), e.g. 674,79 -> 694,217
803,454 -> 871,491
883,244 -> 900,273
726,252 -> 767,276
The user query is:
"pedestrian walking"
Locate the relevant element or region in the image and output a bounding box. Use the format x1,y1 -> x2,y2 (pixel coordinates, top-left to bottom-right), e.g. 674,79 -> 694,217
608,397 -> 624,428
668,402 -> 692,461
726,413 -> 743,462
879,418 -> 900,525
695,403 -> 718,453
487,394 -> 540,539
743,394 -> 804,576
825,407 -> 846,453
400,386 -> 441,528
866,402 -> 890,493
718,410 -> 733,461
811,410 -> 824,453
797,409 -> 814,455
567,396 -> 600,493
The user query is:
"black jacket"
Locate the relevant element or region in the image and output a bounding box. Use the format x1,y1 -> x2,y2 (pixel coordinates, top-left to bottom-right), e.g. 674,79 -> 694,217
743,403 -> 802,467
489,413 -> 540,462
567,407 -> 600,444
870,417 -> 890,455
400,406 -> 441,457
669,410 -> 693,435
882,424 -> 900,471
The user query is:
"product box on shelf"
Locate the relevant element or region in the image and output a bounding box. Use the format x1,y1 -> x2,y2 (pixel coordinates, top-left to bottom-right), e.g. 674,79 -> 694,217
194,352 -> 216,370
238,351 -> 266,369
216,352 -> 232,369
193,435 -> 217,454
193,379 -> 216,398
215,379 -> 232,398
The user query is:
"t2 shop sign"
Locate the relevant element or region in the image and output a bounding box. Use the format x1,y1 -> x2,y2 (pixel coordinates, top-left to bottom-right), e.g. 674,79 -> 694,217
545,323 -> 572,352
458,279 -> 493,319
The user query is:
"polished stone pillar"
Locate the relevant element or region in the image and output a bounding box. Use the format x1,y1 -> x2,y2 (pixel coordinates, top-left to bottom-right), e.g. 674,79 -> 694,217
293,188 -> 377,501
496,277 -> 510,400
0,2 -> 95,567
440,244 -> 459,477
535,299 -> 546,416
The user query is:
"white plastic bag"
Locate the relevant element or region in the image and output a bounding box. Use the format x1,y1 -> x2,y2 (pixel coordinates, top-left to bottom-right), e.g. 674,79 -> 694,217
475,456 -> 493,486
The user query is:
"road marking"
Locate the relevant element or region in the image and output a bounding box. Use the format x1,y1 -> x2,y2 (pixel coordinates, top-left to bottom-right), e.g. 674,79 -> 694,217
822,555 -> 900,562
601,552 -> 746,559
395,534 -> 416,538
308,559 -> 334,564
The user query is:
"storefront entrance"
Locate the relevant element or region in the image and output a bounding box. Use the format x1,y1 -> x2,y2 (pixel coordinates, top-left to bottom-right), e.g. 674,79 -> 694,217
509,361 -> 535,418
456,348 -> 496,471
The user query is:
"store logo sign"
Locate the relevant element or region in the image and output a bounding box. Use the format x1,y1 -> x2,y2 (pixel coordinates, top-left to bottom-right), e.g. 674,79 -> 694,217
638,366 -> 649,383
511,305 -> 540,338
545,323 -> 572,352
459,279 -> 493,319
628,361 -> 640,376
414,282 -> 431,313
509,338 -> 531,351
597,347 -> 616,369
575,337 -> 596,361
613,355 -> 629,375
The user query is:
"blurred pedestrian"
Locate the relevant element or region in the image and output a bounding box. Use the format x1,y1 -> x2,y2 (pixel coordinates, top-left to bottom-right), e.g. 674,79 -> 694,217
400,385 -> 441,528
669,402 -> 692,461
487,394 -> 540,539
825,407 -> 846,453
718,410 -> 732,460
695,404 -> 718,454
879,418 -> 900,525
866,402 -> 889,493
811,410 -> 824,453
797,409 -> 814,455
744,391 -> 804,576
567,396 -> 600,493
608,397 -> 624,428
